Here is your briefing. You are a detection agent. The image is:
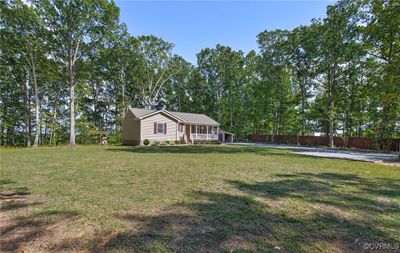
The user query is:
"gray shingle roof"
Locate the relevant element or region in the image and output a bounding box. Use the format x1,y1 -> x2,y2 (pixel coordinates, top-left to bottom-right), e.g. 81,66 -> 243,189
129,108 -> 220,126
170,111 -> 220,125
130,108 -> 156,118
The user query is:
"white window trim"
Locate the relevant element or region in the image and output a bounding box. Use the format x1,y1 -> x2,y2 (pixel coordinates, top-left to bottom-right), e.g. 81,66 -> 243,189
157,122 -> 164,134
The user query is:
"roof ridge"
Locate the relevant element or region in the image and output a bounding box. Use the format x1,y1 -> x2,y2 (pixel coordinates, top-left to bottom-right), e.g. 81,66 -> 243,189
168,110 -> 206,115
130,107 -> 207,116
129,107 -> 219,125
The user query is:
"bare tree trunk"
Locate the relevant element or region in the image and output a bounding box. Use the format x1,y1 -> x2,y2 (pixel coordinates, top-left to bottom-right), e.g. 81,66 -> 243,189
23,77 -> 31,147
301,77 -> 306,136
32,62 -> 40,147
121,71 -> 126,119
67,36 -> 81,146
122,83 -> 125,118
0,115 -> 4,146
69,63 -> 76,145
328,69 -> 334,148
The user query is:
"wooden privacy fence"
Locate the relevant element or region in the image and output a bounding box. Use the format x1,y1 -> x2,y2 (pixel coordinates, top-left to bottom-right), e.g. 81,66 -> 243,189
248,134 -> 400,152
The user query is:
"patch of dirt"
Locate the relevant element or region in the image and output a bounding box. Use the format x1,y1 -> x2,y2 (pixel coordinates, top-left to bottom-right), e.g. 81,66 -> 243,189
220,236 -> 257,251
0,190 -> 93,253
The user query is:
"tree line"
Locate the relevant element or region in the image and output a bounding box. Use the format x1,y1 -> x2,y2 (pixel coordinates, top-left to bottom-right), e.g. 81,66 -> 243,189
0,0 -> 399,147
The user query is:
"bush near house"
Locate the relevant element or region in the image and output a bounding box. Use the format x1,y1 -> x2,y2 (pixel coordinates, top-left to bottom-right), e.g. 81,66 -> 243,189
193,140 -> 220,145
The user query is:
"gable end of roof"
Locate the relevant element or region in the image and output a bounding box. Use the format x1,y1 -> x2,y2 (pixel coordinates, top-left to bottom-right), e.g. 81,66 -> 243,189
139,109 -> 184,122
128,108 -> 220,125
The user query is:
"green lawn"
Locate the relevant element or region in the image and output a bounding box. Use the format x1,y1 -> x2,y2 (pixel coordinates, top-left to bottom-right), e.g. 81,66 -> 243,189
1,145 -> 399,252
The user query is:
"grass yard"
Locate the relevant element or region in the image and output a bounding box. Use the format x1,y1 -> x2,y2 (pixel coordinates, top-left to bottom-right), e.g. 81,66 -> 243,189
1,145 -> 400,252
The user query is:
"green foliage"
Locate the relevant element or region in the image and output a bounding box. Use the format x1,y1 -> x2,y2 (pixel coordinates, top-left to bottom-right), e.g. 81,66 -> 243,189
107,130 -> 122,145
1,0 -> 399,148
76,121 -> 101,144
143,139 -> 150,146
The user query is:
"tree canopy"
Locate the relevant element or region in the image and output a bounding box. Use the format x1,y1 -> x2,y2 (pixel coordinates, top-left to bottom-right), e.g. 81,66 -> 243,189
0,0 -> 399,147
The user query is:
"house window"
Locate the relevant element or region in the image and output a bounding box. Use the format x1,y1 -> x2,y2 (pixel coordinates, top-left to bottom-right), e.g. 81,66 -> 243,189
157,123 -> 164,134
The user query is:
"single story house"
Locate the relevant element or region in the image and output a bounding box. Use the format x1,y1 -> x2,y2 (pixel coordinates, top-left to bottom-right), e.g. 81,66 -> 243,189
122,108 -> 234,145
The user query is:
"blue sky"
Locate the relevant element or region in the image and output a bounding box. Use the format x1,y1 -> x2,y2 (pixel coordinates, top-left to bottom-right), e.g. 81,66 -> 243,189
115,0 -> 336,64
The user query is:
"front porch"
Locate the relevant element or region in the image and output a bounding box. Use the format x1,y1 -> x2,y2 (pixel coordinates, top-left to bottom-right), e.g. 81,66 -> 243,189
187,125 -> 219,142
190,133 -> 219,141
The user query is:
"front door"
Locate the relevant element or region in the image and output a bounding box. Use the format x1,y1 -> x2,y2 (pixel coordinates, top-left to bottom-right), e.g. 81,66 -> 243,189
185,124 -> 192,143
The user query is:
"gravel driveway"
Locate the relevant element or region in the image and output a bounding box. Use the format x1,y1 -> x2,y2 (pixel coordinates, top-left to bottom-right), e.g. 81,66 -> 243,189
227,143 -> 399,163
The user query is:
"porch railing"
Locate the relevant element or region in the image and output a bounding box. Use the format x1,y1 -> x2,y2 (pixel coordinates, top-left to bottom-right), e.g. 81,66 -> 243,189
190,134 -> 218,140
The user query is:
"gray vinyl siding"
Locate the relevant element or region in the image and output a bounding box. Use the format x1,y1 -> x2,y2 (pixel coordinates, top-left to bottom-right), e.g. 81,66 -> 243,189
141,113 -> 178,142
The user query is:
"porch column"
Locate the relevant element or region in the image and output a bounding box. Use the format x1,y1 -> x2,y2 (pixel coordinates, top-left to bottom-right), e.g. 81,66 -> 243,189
217,126 -> 219,142
206,125 -> 208,140
195,125 -> 198,140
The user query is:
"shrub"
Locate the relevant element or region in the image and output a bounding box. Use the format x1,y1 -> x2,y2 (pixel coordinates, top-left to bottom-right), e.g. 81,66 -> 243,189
76,121 -> 101,144
193,140 -> 220,145
143,139 -> 150,146
153,141 -> 159,146
107,130 -> 122,144
166,140 -> 170,144
175,140 -> 180,145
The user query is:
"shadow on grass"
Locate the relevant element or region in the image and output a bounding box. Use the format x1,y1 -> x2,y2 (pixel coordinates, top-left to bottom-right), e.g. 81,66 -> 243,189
0,209 -> 80,252
0,180 -> 80,252
0,187 -> 30,200
230,173 -> 400,214
0,179 -> 16,185
0,201 -> 41,211
106,145 -> 292,157
3,172 -> 398,252
0,179 -> 30,201
101,192 -> 276,252
97,172 -> 400,252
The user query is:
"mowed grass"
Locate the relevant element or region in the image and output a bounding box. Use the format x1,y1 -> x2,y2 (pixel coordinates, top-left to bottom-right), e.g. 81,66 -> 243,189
1,145 -> 399,252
